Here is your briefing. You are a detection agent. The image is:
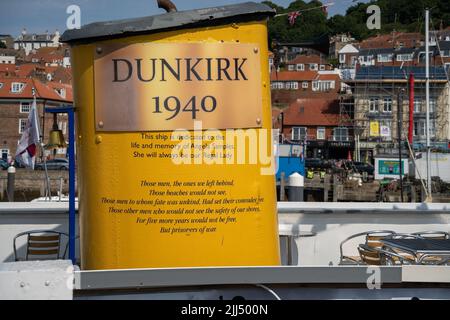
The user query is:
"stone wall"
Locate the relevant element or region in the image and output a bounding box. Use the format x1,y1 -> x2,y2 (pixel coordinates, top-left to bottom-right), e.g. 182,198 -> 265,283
0,169 -> 74,201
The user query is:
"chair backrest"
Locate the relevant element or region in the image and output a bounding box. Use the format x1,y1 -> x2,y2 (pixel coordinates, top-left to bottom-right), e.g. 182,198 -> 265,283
366,231 -> 396,248
339,230 -> 395,263
412,231 -> 449,240
388,233 -> 423,240
358,244 -> 383,265
14,230 -> 68,261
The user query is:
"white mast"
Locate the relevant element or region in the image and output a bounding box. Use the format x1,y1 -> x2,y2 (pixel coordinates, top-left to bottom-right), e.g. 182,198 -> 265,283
425,9 -> 432,200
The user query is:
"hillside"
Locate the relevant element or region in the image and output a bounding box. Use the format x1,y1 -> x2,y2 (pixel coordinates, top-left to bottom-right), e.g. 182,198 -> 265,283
264,0 -> 450,43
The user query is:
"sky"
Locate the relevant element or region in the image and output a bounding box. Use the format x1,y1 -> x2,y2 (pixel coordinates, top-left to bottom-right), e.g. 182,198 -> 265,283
0,0 -> 369,37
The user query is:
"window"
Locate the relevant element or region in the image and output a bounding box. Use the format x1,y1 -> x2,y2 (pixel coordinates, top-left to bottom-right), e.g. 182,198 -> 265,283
377,54 -> 393,62
369,97 -> 379,113
292,127 -> 307,141
309,63 -> 318,71
430,121 -> 436,137
296,64 -> 304,71
19,119 -> 27,134
414,121 -> 426,137
359,55 -> 374,65
11,82 -> 25,93
0,83 -> 3,89
414,98 -> 422,113
418,51 -> 433,63
20,102 -> 31,113
312,81 -> 319,91
271,82 -> 284,90
430,98 -> 437,113
315,81 -> 335,92
288,64 -> 295,71
333,127 -> 349,141
382,97 -> 392,113
285,82 -> 297,90
396,54 -> 413,61
317,127 -> 326,140
319,65 -> 325,71
302,81 -> 309,89
339,54 -> 345,64
1,149 -> 9,161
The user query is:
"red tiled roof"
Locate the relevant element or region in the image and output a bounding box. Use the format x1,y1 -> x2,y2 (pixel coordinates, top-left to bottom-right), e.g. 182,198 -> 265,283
0,77 -> 72,102
15,63 -> 43,77
270,71 -> 317,81
360,32 -> 424,49
281,98 -> 344,126
317,73 -> 340,81
286,54 -> 329,65
0,63 -> 16,74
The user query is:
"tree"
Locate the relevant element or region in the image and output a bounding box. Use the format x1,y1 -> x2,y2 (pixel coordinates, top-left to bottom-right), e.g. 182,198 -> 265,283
267,0 -> 450,44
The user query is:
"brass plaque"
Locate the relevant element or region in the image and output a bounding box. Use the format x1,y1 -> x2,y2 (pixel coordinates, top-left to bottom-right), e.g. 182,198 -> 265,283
94,43 -> 263,131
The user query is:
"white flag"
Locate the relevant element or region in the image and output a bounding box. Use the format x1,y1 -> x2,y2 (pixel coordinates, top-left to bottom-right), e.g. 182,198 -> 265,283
15,96 -> 40,169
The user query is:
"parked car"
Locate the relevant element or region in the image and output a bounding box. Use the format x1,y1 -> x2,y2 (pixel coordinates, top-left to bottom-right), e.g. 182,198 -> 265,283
305,158 -> 333,170
35,158 -> 69,170
352,161 -> 375,175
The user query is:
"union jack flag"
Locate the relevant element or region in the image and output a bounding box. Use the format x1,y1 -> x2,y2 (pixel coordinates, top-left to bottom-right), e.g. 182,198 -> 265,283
288,11 -> 301,26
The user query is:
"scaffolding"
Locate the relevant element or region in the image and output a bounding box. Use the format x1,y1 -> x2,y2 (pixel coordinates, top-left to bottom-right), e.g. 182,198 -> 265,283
339,66 -> 450,156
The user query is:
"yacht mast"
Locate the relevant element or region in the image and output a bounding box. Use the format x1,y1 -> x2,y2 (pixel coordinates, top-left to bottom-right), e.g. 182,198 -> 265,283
425,9 -> 432,200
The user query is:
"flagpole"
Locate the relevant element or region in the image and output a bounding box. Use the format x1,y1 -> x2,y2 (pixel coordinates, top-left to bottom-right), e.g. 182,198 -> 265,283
33,89 -> 52,200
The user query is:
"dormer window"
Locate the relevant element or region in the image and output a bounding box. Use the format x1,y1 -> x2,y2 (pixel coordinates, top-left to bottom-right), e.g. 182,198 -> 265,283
55,88 -> 66,98
32,34 -> 36,40
11,82 -> 25,93
0,83 -> 3,89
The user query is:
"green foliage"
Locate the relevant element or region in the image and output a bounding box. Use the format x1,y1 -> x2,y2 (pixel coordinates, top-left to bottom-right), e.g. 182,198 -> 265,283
266,0 -> 329,43
0,42 -> 6,49
266,0 -> 450,43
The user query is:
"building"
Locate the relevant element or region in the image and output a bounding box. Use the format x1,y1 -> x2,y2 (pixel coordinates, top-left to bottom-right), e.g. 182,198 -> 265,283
0,49 -> 17,64
285,54 -> 333,72
343,65 -> 450,162
359,32 -> 424,50
271,71 -> 319,92
329,33 -> 356,59
338,44 -> 359,68
0,35 -> 14,49
270,70 -> 341,107
14,29 -> 61,55
430,26 -> 450,43
0,77 -> 72,161
357,44 -> 450,68
273,98 -> 353,159
11,63 -> 72,84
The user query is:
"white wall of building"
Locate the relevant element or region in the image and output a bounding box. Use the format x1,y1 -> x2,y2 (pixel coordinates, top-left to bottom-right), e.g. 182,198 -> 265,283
0,56 -> 15,64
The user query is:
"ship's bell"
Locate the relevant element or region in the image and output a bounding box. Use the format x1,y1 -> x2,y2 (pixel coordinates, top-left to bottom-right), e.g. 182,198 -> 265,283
45,114 -> 67,149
